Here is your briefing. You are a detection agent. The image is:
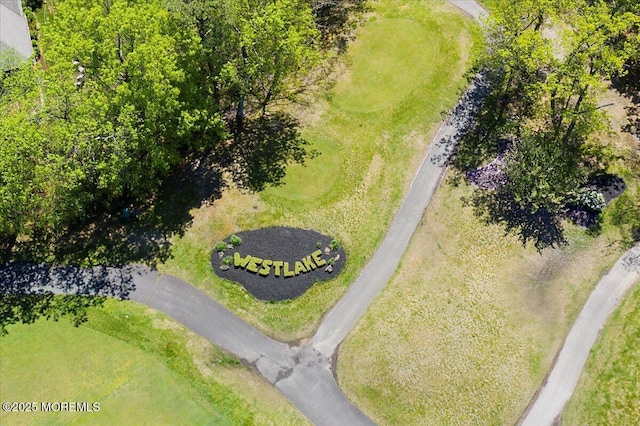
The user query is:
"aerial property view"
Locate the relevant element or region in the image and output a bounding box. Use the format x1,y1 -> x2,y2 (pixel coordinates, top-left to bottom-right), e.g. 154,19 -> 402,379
0,0 -> 639,424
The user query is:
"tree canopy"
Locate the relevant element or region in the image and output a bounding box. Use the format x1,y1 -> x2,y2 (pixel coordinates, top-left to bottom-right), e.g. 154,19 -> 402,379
0,0 -> 332,253
454,0 -> 640,248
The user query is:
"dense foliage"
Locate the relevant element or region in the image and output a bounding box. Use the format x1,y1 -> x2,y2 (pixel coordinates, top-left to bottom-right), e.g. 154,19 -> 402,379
0,0 -> 336,251
456,0 -> 640,247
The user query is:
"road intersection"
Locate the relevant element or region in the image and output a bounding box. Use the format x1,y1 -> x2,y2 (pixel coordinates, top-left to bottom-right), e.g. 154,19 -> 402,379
3,2 -> 639,424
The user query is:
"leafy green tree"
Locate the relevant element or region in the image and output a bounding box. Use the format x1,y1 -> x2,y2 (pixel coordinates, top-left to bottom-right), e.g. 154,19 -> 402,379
165,0 -> 323,190
218,0 -> 322,141
473,0 -> 637,214
0,0 -> 226,245
0,63 -> 86,244
41,0 -> 223,203
168,0 -> 322,141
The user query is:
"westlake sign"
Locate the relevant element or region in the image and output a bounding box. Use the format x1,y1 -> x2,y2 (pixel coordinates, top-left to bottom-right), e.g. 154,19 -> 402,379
212,227 -> 345,301
232,250 -> 327,277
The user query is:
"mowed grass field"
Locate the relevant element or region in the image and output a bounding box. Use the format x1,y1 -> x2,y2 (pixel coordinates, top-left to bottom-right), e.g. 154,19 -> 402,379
562,281 -> 640,425
558,89 -> 640,425
161,0 -> 483,340
0,300 -> 308,426
337,177 -> 626,425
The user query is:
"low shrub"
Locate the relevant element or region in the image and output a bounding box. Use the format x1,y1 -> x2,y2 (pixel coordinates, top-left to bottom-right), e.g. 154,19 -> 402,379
230,234 -> 242,247
577,190 -> 606,212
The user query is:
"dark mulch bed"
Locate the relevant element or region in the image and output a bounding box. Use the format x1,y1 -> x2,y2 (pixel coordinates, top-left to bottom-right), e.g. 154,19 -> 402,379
466,157 -> 507,190
586,174 -> 626,204
211,227 -> 345,301
564,205 -> 600,229
466,139 -> 511,190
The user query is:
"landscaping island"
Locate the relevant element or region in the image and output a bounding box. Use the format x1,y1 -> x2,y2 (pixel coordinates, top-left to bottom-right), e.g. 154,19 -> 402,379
212,227 -> 345,301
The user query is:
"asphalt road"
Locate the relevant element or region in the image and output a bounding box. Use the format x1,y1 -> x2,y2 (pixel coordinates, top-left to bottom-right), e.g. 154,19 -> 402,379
5,2 -> 636,425
520,244 -> 640,426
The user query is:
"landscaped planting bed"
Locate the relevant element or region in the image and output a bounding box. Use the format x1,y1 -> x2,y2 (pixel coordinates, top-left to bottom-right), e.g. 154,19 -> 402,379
212,227 -> 345,301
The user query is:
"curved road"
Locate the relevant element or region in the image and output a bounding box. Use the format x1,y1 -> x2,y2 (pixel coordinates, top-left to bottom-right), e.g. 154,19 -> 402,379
1,2 -> 487,422
520,245 -> 640,426
4,2 -> 636,425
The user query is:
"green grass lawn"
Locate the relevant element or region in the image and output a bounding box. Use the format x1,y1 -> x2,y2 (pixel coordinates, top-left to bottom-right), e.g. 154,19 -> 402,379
337,176 -> 626,425
0,300 -> 308,426
329,18 -> 439,113
478,0 -> 504,12
561,280 -> 640,425
161,0 -> 483,341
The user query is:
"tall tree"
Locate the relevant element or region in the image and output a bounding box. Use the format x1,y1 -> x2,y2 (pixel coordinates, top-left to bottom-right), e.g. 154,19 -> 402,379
473,0 -> 638,214
164,0 -> 323,190
41,0 -> 223,203
221,0 -> 322,141
0,63 -> 87,244
168,0 -> 322,141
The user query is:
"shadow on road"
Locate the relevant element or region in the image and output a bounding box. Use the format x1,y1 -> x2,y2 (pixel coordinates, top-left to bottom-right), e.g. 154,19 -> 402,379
0,154 -> 224,335
0,115 -> 319,333
0,263 -> 140,335
430,74 -> 492,168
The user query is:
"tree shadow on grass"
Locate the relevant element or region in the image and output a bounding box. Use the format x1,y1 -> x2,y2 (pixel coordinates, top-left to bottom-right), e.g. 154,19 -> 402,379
0,114 -> 316,334
465,187 -> 567,252
612,60 -> 640,141
219,112 -> 318,193
3,154 -> 225,268
312,0 -> 370,53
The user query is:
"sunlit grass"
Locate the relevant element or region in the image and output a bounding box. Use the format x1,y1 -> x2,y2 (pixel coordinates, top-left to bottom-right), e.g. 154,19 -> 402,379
161,0 -> 483,341
337,177 -> 624,425
0,300 -> 308,425
261,134 -> 342,209
329,18 -> 439,113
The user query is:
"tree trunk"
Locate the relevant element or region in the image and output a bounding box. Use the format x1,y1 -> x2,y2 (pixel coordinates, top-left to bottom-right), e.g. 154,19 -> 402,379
0,233 -> 17,255
561,88 -> 586,146
235,96 -> 244,144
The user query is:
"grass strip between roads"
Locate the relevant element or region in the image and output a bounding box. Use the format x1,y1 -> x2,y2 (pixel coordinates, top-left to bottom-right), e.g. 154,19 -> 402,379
337,176 -> 627,425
